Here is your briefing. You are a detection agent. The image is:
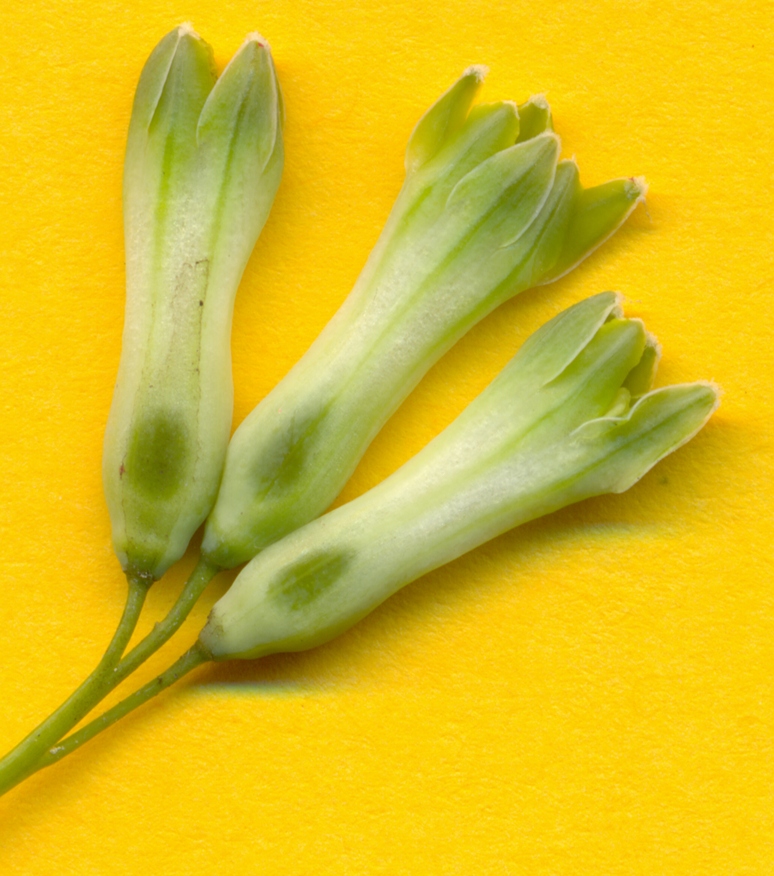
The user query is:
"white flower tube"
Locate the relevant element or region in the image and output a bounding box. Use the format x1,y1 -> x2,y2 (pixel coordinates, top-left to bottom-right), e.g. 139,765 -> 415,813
103,25 -> 284,582
200,293 -> 717,660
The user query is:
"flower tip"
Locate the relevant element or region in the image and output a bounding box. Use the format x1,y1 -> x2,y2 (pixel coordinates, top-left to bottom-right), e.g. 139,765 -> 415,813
609,290 -> 625,319
463,64 -> 488,82
242,30 -> 270,51
699,379 -> 723,409
645,332 -> 661,350
644,329 -> 662,360
626,175 -> 648,202
627,316 -> 647,336
524,93 -> 549,110
176,21 -> 203,41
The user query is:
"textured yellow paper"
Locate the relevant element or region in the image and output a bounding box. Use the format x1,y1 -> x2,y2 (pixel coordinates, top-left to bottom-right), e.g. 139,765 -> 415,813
0,1 -> 771,873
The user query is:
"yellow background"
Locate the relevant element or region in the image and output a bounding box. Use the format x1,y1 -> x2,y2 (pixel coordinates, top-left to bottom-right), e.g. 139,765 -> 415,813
0,1 -> 771,872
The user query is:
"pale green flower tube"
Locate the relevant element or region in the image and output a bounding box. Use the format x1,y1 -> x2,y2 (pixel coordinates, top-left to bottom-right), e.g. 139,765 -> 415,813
200,293 -> 717,659
103,25 -> 284,581
202,69 -> 646,570
12,294 -> 718,788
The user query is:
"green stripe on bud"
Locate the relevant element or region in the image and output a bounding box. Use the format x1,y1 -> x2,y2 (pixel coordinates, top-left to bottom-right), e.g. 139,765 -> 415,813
199,294 -> 717,660
104,26 -> 284,581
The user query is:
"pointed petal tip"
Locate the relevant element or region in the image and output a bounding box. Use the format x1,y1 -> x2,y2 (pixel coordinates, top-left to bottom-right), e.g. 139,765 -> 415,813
626,175 -> 648,202
622,316 -> 648,346
645,379 -> 722,417
609,290 -> 625,319
463,64 -> 488,82
648,379 -> 722,441
242,31 -> 271,51
698,379 -> 723,409
488,99 -> 520,123
644,329 -> 663,359
587,290 -> 625,317
586,290 -> 626,322
177,21 -> 203,41
523,93 -> 549,109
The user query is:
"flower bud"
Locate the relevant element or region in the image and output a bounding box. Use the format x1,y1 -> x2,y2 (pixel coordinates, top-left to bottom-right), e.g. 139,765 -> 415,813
103,26 -> 284,581
200,294 -> 717,659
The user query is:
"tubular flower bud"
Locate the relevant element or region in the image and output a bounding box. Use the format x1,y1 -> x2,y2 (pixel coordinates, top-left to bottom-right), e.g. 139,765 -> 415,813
103,25 -> 284,581
202,70 -> 646,570
200,294 -> 717,659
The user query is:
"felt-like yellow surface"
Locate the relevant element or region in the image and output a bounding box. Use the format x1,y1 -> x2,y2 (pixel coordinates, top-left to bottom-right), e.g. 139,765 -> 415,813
0,1 -> 771,872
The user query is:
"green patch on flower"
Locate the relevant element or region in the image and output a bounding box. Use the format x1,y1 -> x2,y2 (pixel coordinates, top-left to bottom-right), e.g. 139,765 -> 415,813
268,549 -> 354,612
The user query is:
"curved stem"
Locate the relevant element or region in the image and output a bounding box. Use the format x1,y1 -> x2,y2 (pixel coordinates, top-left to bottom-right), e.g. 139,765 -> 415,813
35,642 -> 211,775
113,556 -> 218,684
0,574 -> 149,797
0,557 -> 219,798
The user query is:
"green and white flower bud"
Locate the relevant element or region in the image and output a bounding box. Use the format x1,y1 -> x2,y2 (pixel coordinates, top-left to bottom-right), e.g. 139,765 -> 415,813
103,25 -> 284,581
199,293 -> 718,660
202,71 -> 646,569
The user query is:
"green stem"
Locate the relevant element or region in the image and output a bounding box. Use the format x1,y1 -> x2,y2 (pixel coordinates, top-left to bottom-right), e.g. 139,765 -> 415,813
35,642 -> 211,774
0,574 -> 149,797
113,556 -> 218,685
0,557 -> 219,798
